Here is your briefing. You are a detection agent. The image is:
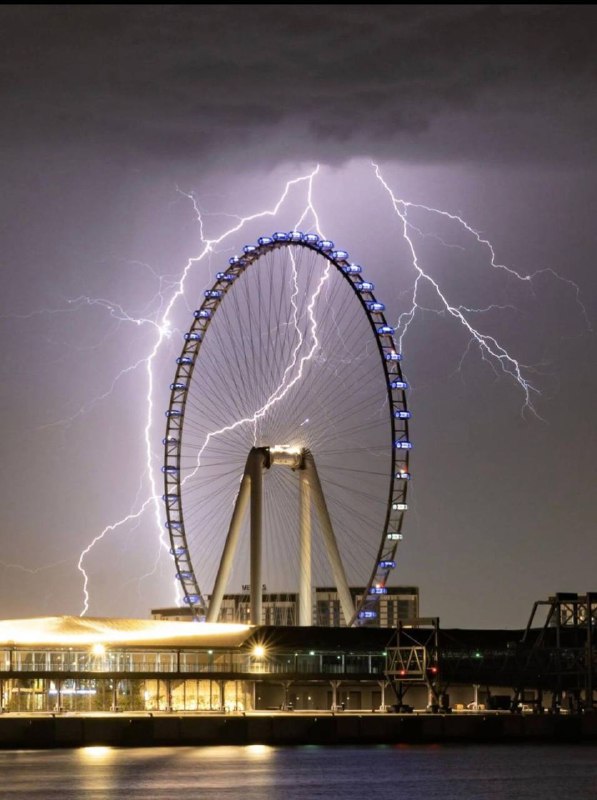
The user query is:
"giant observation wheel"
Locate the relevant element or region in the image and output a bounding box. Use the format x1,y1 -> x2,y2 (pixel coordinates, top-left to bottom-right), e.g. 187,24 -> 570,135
162,232 -> 411,626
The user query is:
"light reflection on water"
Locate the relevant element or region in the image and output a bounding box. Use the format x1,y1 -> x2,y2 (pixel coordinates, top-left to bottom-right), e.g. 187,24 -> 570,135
0,744 -> 596,799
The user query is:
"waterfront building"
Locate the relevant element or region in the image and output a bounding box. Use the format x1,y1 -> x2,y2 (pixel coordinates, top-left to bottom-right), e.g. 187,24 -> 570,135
152,586 -> 419,627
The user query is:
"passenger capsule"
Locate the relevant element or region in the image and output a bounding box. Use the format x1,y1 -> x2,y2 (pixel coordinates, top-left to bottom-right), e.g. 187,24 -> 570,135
379,560 -> 396,569
354,281 -> 374,292
165,409 -> 183,417
394,410 -> 411,420
162,465 -> 179,474
369,586 -> 388,595
391,379 -> 408,390
177,356 -> 193,365
162,493 -> 179,502
204,289 -> 222,299
165,520 -> 182,529
367,301 -> 385,312
395,471 -> 411,480
318,239 -> 334,251
162,436 -> 178,445
184,332 -> 201,341
216,272 -> 236,281
377,325 -> 395,335
257,236 -> 273,246
243,244 -> 258,254
272,231 -> 289,241
176,571 -> 194,580
385,351 -> 402,361
394,441 -> 413,450
170,382 -> 187,391
387,532 -> 403,540
393,503 -> 408,511
342,264 -> 362,274
170,546 -> 187,556
304,233 -> 320,244
183,594 -> 201,605
331,249 -> 349,261
228,256 -> 244,266
194,309 -> 211,319
288,230 -> 304,242
358,610 -> 378,619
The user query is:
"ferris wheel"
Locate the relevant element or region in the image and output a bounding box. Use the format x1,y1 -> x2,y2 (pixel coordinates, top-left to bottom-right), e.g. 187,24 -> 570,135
162,232 -> 411,626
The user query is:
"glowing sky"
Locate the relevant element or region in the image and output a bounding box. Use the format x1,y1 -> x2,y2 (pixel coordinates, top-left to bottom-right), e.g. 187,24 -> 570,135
0,6 -> 595,627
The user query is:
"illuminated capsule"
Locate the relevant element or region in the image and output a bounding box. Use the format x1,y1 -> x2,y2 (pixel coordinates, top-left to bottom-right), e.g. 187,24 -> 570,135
165,409 -> 182,417
367,301 -> 385,312
170,382 -> 187,390
393,503 -> 408,511
170,546 -> 187,556
377,325 -> 395,335
342,264 -> 362,274
176,571 -> 194,580
204,290 -> 222,299
162,436 -> 178,445
288,230 -> 304,242
318,239 -> 334,251
162,465 -> 179,474
272,231 -> 289,241
177,356 -> 193,365
369,587 -> 388,595
216,272 -> 236,281
379,560 -> 396,569
162,493 -> 179,502
184,332 -> 201,341
331,249 -> 349,261
387,532 -> 403,540
358,611 -> 378,620
194,309 -> 211,319
394,410 -> 411,420
165,520 -> 182,529
258,236 -> 273,246
304,233 -> 319,244
385,351 -> 402,361
243,244 -> 258,254
228,256 -> 244,266
354,281 -> 374,292
395,471 -> 411,480
183,595 -> 201,605
391,379 -> 408,390
395,441 -> 413,450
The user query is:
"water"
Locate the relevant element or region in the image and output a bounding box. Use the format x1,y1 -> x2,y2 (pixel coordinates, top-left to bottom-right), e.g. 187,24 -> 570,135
0,744 -> 596,799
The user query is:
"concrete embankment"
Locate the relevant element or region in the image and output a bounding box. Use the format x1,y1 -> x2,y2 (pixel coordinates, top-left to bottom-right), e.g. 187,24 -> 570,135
1,712 -> 596,748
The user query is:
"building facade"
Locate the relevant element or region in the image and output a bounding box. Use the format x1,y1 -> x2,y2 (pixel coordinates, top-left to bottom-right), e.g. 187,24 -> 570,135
152,586 -> 419,627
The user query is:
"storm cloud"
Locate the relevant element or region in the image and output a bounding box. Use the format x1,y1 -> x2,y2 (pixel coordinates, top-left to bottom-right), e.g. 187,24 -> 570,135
2,5 -> 596,165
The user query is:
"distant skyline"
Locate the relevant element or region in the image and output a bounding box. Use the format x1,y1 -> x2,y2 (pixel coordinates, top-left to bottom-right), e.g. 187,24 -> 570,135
0,6 -> 595,627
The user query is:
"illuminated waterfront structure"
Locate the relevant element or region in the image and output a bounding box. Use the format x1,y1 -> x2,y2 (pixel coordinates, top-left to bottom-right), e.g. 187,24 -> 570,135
1,594 -> 595,714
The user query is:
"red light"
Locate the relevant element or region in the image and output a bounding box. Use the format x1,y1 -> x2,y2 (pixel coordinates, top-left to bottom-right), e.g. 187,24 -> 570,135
429,666 -> 438,674
399,669 -> 406,676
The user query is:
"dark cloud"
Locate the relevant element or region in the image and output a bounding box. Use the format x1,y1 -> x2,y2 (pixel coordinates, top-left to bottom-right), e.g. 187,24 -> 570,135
1,5 -> 596,164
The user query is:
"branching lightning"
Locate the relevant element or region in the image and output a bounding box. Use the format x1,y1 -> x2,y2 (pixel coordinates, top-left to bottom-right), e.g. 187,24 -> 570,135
77,165 -> 325,614
3,160 -> 588,616
371,162 -> 588,417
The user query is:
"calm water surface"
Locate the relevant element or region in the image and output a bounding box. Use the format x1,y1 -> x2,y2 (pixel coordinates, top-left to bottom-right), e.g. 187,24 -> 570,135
1,744 -> 596,799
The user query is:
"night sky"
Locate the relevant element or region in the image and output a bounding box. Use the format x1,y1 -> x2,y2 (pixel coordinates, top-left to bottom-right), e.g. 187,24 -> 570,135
1,5 -> 595,628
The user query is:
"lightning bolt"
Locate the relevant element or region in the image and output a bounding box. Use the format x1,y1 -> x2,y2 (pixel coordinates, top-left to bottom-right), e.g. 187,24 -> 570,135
77,165 -> 325,614
371,162 -> 589,417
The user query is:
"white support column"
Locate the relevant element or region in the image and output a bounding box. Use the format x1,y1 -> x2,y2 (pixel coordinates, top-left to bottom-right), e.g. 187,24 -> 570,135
298,468 -> 312,626
305,451 -> 355,626
206,468 -> 252,623
250,448 -> 264,625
